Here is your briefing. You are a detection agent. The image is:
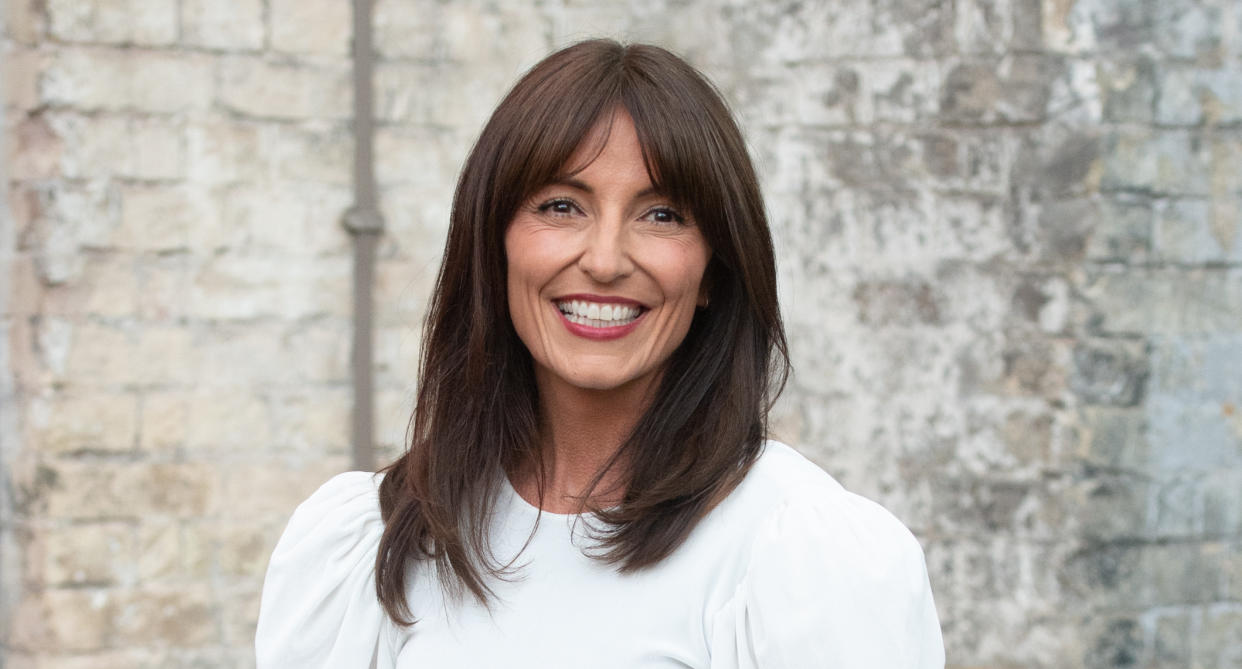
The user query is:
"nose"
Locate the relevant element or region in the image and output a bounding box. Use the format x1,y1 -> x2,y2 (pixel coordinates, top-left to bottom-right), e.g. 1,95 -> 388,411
577,217 -> 634,283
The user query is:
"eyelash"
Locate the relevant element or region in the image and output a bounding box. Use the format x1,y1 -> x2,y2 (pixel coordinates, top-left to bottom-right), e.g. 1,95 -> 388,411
535,198 -> 687,225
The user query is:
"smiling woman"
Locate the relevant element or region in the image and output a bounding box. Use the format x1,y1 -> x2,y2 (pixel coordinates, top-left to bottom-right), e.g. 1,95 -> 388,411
506,109 -> 711,402
256,40 -> 945,668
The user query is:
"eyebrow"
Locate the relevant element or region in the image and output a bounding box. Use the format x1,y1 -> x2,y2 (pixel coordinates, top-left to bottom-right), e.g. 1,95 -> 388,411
549,176 -> 661,199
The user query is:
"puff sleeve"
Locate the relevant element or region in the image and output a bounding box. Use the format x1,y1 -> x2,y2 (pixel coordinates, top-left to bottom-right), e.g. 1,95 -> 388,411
709,489 -> 945,669
256,472 -> 396,669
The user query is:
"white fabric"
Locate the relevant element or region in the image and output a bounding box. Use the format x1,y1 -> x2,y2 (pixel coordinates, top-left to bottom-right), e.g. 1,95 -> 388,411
256,441 -> 945,668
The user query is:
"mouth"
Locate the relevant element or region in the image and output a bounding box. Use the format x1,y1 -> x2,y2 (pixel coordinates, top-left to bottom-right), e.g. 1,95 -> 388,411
554,298 -> 645,329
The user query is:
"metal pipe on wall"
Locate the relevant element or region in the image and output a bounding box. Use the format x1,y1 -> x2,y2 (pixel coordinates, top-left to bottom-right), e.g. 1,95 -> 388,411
342,0 -> 383,472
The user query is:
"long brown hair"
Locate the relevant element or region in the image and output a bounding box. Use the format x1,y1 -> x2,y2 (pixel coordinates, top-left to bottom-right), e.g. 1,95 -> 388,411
376,39 -> 788,624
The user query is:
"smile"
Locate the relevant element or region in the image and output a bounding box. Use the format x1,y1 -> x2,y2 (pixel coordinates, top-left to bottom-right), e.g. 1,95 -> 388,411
555,299 -> 644,328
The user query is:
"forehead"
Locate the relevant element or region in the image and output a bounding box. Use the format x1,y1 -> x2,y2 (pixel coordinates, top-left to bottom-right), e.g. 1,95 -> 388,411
556,110 -> 653,188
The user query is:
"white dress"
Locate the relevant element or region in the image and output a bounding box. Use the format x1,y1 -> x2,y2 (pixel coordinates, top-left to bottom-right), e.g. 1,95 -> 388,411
256,441 -> 945,668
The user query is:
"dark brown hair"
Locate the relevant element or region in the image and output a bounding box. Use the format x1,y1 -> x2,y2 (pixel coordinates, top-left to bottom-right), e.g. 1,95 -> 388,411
375,39 -> 788,623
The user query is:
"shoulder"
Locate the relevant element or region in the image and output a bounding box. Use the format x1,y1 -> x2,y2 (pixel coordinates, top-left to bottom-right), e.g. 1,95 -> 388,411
706,441 -> 945,668
716,441 -> 914,543
719,440 -> 927,580
256,471 -> 392,669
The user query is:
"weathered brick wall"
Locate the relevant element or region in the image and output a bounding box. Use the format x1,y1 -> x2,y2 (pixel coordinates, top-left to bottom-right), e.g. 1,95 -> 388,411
2,0 -> 1239,667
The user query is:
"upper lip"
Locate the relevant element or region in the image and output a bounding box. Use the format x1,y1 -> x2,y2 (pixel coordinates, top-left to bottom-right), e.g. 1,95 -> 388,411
553,293 -> 647,308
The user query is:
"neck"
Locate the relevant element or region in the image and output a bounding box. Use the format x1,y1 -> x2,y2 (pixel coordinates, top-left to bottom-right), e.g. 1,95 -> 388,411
515,371 -> 655,514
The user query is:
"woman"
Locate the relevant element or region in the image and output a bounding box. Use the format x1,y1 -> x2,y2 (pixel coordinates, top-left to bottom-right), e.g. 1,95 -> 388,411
257,40 -> 944,668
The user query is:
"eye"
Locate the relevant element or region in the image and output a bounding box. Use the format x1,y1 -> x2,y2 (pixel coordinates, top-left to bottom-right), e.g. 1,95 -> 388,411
641,206 -> 686,225
536,198 -> 583,217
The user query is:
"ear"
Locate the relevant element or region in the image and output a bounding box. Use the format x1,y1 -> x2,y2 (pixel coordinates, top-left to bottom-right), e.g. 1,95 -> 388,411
697,280 -> 711,308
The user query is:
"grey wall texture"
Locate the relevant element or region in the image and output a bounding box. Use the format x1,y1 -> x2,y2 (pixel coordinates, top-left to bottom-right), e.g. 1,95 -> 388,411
2,0 -> 1240,667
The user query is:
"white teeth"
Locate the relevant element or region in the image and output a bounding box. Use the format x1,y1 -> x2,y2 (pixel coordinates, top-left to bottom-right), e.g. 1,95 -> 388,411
555,300 -> 641,327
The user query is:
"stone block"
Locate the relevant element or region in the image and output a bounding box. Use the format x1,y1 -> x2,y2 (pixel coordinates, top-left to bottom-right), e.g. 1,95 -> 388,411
1152,611 -> 1192,666
46,0 -> 177,46
270,124 -> 352,185
1069,472 -> 1149,541
3,0 -> 43,44
999,408 -> 1056,468
953,0 -> 1015,55
219,584 -> 262,648
1085,268 -> 1242,336
1195,608 -> 1242,668
76,257 -> 141,318
1201,469 -> 1242,535
280,321 -> 353,385
374,387 -> 416,455
1147,399 -> 1242,472
996,338 -> 1072,400
1060,540 -> 1146,608
217,57 -> 351,121
1207,134 -> 1242,195
1083,616 -> 1144,669
1071,340 -> 1149,407
29,392 -> 138,453
140,391 -> 189,451
1077,406 -> 1148,471
218,459 -> 348,519
373,124 -> 471,189
270,0 -> 351,56
181,0 -> 264,50
183,254 -> 289,321
135,254 -> 194,322
209,521 -> 276,577
873,0 -> 954,57
938,56 -> 1059,124
269,389 -> 351,452
852,278 -> 943,326
1101,129 -> 1211,196
1159,68 -> 1242,126
186,253 -> 350,321
4,48 -> 43,112
116,184 -> 216,253
1085,195 -> 1152,262
374,325 -> 423,388
44,462 -> 219,519
185,389 -> 271,452
375,0 -> 549,62
1099,57 -> 1157,123
1144,541 -> 1229,604
41,522 -> 132,586
26,650 -> 173,669
136,520 -> 184,582
111,585 -> 216,646
27,180 -> 120,262
1154,197 -> 1242,264
9,589 -> 114,652
1147,476 -> 1202,538
373,259 -> 432,327
49,113 -> 184,180
218,183 -> 352,255
41,48 -> 212,113
1148,332 -> 1242,403
185,119 -> 267,185
6,114 -> 63,180
63,321 -> 136,387
131,327 -> 196,386
1153,0 -> 1224,62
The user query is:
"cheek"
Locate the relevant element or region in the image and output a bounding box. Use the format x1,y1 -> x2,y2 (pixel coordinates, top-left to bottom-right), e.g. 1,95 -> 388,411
652,243 -> 711,301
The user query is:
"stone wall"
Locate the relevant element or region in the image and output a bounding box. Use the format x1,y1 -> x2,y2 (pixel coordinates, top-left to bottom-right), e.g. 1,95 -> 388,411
2,0 -> 1239,667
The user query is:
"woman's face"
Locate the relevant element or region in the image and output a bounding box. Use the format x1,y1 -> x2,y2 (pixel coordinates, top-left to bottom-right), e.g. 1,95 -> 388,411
505,109 -> 711,400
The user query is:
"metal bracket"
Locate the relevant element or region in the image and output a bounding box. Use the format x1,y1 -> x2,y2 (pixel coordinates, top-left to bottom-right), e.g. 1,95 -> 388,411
341,206 -> 385,235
